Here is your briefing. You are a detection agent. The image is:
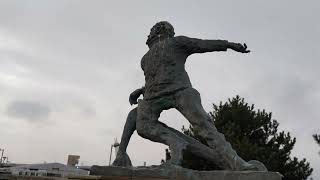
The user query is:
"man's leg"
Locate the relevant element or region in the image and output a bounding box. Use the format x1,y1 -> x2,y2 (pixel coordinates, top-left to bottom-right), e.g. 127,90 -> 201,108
174,88 -> 267,171
112,108 -> 137,167
113,98 -> 227,167
136,99 -> 190,165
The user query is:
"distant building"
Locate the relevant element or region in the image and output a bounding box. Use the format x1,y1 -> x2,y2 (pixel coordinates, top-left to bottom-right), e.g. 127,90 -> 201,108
0,167 -> 11,175
9,163 -> 88,177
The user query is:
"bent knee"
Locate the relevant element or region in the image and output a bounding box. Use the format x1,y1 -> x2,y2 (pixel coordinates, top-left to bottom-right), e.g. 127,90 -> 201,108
136,120 -> 161,139
136,123 -> 146,137
126,108 -> 137,123
136,120 -> 151,138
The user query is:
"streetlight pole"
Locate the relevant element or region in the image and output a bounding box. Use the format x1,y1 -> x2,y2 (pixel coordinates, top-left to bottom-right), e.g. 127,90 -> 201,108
2,157 -> 6,165
108,144 -> 113,166
0,148 -> 4,165
108,139 -> 120,166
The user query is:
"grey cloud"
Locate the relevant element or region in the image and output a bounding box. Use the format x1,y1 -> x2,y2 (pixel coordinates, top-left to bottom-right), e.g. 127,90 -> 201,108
0,0 -> 319,178
6,100 -> 50,122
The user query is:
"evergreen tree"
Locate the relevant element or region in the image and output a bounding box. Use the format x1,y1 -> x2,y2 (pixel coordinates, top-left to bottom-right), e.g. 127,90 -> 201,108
313,134 -> 320,155
313,134 -> 320,145
182,95 -> 313,180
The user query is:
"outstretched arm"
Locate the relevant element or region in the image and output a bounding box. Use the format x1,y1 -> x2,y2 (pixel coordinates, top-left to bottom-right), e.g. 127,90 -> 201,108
175,36 -> 250,54
129,86 -> 145,105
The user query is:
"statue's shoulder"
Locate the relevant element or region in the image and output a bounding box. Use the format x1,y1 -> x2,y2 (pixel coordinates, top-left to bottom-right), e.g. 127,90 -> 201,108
173,35 -> 190,42
172,36 -> 192,49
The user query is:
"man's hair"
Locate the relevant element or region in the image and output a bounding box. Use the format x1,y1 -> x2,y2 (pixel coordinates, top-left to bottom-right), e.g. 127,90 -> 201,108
146,21 -> 175,46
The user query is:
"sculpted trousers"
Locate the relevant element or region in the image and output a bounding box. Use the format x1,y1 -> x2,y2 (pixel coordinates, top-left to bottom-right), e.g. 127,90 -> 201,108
136,88 -> 247,170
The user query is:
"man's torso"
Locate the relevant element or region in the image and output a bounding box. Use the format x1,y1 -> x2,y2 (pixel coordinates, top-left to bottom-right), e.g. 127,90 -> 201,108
141,37 -> 192,100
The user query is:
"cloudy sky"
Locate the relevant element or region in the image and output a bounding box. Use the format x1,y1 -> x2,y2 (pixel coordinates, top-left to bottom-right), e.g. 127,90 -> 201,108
0,0 -> 319,178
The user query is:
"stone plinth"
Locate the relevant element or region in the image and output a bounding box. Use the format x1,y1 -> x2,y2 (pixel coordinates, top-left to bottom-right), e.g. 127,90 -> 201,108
90,166 -> 282,180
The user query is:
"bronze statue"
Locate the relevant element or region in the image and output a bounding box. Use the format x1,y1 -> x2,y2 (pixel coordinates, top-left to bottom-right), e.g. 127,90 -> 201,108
113,21 -> 266,171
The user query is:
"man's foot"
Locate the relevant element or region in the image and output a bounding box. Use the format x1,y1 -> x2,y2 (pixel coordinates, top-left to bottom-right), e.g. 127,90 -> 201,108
167,142 -> 189,166
238,160 -> 267,171
112,151 -> 132,167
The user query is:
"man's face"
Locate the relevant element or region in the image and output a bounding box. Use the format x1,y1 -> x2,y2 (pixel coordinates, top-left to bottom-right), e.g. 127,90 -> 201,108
148,24 -> 162,40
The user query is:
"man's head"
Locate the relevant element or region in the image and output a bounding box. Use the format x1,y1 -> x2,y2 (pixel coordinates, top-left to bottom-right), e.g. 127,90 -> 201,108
146,21 -> 175,46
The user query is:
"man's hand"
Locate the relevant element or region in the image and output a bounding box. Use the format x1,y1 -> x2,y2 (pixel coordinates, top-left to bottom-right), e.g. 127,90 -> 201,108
129,92 -> 139,105
129,87 -> 145,105
229,42 -> 250,53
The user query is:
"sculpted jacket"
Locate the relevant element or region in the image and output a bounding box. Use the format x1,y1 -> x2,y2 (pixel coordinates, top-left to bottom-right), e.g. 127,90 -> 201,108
141,36 -> 229,100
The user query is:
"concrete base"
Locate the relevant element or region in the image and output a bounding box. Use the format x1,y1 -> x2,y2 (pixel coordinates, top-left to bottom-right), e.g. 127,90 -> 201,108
90,165 -> 282,180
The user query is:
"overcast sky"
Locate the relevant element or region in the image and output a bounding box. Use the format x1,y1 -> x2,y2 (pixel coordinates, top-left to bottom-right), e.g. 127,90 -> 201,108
0,0 -> 319,178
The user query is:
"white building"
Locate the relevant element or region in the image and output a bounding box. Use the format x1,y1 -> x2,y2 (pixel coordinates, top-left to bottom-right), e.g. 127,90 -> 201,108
9,163 -> 89,177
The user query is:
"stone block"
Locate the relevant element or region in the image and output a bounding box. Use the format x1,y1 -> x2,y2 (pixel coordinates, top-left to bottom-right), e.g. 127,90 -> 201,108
90,166 -> 282,180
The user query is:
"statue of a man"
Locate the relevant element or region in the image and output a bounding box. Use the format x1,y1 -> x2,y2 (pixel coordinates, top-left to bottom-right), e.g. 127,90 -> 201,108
113,21 -> 266,171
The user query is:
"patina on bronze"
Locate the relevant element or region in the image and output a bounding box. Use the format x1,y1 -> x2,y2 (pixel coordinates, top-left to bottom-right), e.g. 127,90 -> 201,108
113,21 -> 266,171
